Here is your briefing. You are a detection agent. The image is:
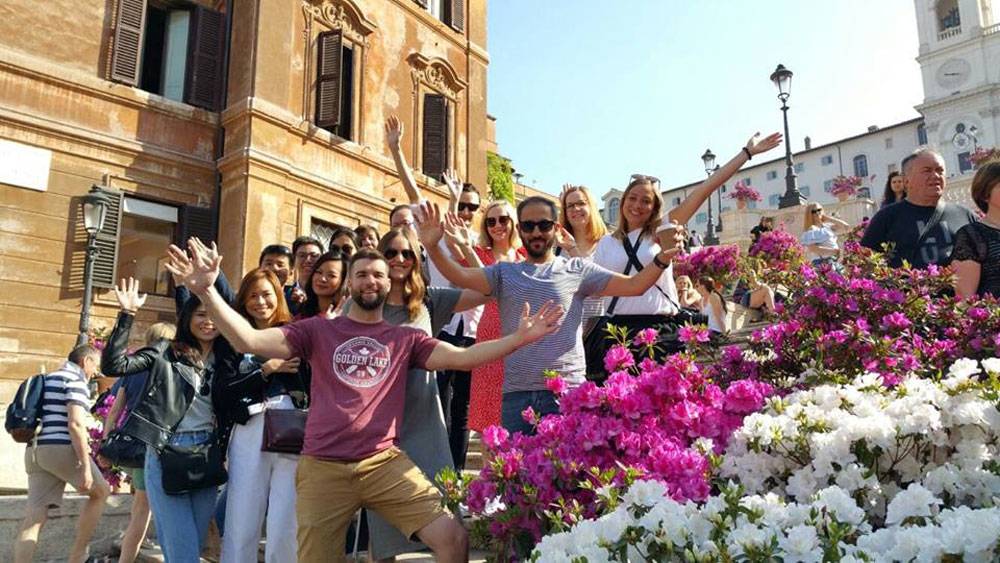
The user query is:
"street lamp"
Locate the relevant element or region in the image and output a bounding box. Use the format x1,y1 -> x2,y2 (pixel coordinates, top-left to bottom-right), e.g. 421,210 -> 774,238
701,149 -> 719,245
714,165 -> 724,234
77,185 -> 110,346
969,125 -> 979,151
770,64 -> 805,209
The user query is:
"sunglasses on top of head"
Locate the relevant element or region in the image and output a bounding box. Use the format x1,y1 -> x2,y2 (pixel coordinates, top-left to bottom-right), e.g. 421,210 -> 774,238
629,173 -> 661,187
383,248 -> 417,261
519,220 -> 555,233
485,216 -> 511,228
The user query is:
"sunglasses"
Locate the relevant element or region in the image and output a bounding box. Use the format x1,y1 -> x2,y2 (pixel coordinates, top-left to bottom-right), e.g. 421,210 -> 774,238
384,248 -> 417,261
332,244 -> 354,256
458,202 -> 480,213
519,220 -> 555,233
812,209 -> 823,214
629,173 -> 661,186
486,216 -> 511,228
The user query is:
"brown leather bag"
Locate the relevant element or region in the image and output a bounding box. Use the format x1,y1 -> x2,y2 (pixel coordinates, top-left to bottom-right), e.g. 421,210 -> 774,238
261,408 -> 308,454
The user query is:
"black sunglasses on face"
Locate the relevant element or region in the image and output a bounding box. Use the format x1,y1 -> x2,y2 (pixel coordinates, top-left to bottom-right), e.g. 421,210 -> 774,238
486,216 -> 511,228
333,244 -> 354,256
458,202 -> 480,213
519,220 -> 555,233
383,248 -> 416,261
812,209 -> 823,214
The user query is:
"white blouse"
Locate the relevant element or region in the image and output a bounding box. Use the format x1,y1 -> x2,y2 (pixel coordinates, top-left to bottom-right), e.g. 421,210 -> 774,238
592,229 -> 680,317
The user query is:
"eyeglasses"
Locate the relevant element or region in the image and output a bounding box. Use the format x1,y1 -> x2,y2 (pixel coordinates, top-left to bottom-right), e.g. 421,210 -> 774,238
458,202 -> 480,213
629,174 -> 661,186
295,251 -> 321,262
486,216 -> 511,228
384,248 -> 416,261
519,220 -> 555,233
565,201 -> 588,211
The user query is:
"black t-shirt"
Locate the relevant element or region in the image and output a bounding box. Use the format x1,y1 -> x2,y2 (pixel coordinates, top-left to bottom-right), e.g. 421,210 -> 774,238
860,200 -> 977,268
951,221 -> 1000,297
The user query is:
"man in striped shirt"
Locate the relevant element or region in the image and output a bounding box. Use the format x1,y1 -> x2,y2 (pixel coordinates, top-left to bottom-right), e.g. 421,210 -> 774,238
14,344 -> 110,563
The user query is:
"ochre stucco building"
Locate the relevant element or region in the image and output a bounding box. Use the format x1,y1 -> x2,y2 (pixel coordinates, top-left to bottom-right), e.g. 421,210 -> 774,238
0,0 -> 489,486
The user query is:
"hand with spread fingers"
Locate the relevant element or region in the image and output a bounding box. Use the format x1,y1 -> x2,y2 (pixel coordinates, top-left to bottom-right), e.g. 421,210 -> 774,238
385,115 -> 403,151
415,201 -> 445,249
745,132 -> 783,156
514,300 -> 565,345
164,238 -> 222,295
113,277 -> 147,313
442,169 -> 463,203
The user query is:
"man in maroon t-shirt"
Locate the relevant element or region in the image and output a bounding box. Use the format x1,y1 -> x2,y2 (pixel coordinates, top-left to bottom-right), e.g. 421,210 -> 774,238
167,242 -> 563,563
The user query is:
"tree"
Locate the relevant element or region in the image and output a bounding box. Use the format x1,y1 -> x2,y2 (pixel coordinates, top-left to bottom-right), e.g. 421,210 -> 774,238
487,151 -> 515,203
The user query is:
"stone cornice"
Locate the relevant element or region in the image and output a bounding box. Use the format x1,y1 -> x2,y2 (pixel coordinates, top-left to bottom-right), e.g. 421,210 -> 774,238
916,83 -> 1000,112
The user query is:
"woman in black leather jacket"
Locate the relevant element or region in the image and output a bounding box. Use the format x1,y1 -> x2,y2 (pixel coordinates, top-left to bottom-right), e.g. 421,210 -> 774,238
217,268 -> 309,563
101,277 -> 229,563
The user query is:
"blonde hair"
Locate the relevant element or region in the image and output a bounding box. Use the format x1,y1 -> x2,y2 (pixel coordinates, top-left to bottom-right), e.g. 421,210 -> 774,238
675,274 -> 692,289
144,322 -> 176,345
612,179 -> 663,241
560,185 -> 608,245
479,200 -> 522,250
803,202 -> 823,231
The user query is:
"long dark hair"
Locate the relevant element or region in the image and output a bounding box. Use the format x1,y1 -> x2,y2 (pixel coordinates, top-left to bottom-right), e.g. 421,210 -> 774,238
172,296 -> 218,367
300,250 -> 349,318
881,171 -> 904,206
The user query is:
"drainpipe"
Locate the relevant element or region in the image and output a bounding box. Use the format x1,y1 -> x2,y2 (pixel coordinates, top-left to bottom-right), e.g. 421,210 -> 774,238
213,0 -> 233,236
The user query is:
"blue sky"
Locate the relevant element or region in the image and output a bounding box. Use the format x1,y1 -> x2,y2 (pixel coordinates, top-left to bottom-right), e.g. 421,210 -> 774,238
486,1 -> 925,196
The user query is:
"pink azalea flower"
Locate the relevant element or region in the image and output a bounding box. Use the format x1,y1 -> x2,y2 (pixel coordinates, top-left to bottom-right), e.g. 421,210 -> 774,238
678,324 -> 710,344
633,328 -> 659,347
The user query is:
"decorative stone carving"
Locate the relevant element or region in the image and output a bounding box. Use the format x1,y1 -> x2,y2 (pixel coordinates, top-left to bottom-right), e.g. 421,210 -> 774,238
302,0 -> 377,44
407,53 -> 467,101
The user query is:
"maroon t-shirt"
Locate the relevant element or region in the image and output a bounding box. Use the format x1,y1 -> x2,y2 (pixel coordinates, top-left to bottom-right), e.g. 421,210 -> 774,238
280,316 -> 439,460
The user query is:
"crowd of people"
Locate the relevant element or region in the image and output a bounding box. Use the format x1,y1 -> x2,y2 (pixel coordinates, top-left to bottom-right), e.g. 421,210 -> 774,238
12,119 -> 1000,562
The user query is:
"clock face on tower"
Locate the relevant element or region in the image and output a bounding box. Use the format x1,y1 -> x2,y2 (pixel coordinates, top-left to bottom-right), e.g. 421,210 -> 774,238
936,58 -> 971,89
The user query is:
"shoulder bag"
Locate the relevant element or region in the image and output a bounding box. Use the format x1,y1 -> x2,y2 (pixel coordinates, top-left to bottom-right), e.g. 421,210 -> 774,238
261,368 -> 310,455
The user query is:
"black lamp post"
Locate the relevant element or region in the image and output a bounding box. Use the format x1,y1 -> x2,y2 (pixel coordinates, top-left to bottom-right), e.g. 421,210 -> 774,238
701,149 -> 719,245
969,125 -> 979,151
714,165 -> 724,233
77,186 -> 110,347
771,64 -> 805,209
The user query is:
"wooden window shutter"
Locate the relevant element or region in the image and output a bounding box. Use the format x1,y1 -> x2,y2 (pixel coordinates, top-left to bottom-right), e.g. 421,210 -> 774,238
422,94 -> 449,181
184,6 -> 226,111
315,31 -> 343,130
110,0 -> 147,86
92,189 -> 124,289
414,0 -> 429,8
179,205 -> 217,246
450,0 -> 465,32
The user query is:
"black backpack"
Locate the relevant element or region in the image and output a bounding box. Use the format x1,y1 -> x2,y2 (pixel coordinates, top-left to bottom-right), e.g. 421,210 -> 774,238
5,374 -> 46,443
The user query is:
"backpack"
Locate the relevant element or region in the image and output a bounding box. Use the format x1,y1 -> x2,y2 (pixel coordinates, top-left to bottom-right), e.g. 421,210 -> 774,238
5,374 -> 46,443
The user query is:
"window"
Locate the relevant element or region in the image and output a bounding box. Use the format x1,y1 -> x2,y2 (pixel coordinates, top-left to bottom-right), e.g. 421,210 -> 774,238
821,155 -> 833,166
607,198 -> 620,223
109,0 -> 225,110
794,163 -> 805,173
800,186 -> 811,197
415,0 -> 465,32
119,197 -> 178,295
671,197 -> 681,206
747,200 -> 758,210
310,217 -> 350,250
917,123 -> 928,145
853,155 -> 869,178
742,177 -> 752,185
315,31 -> 356,141
721,185 -> 727,193
695,212 -> 707,224
885,137 -> 894,149
766,170 -> 778,181
768,194 -> 780,207
958,151 -> 974,173
858,187 -> 871,199
421,94 -> 450,181
823,179 -> 835,193
937,0 -> 961,31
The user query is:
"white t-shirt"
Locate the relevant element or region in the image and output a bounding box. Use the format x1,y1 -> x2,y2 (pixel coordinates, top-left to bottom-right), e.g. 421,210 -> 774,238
800,225 -> 839,261
592,230 -> 680,316
427,238 -> 482,338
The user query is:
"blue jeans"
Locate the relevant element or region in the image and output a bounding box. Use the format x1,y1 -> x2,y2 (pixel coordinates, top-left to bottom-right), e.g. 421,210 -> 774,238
145,431 -> 219,563
501,390 -> 559,436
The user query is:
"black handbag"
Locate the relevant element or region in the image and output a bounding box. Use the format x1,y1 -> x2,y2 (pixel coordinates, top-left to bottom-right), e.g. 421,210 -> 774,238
99,429 -> 146,469
261,408 -> 308,454
159,436 -> 227,495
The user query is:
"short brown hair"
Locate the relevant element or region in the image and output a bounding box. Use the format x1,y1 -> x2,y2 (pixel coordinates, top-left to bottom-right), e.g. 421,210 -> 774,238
970,160 -> 1000,213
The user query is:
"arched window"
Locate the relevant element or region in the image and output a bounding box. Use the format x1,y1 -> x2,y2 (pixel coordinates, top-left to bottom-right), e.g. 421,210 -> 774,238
917,123 -> 928,145
853,155 -> 869,178
607,198 -> 620,222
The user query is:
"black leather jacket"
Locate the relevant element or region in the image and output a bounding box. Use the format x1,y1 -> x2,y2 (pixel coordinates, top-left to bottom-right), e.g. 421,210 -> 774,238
216,348 -> 310,425
101,311 -> 230,452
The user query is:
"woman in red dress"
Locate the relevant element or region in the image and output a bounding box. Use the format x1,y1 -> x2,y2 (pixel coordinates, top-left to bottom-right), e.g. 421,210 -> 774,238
467,200 -> 525,432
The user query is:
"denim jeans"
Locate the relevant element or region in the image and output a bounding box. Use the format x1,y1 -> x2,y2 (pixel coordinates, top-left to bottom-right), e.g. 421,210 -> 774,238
501,390 -> 559,436
145,430 -> 219,563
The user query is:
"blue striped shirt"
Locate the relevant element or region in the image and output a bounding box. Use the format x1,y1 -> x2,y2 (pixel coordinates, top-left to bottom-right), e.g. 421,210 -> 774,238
35,362 -> 91,445
484,256 -> 612,392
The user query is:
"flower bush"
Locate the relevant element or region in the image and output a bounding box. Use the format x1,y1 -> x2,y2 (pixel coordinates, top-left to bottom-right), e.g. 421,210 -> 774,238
672,244 -> 742,289
830,175 -> 863,198
449,335 -> 774,560
88,392 -> 127,489
727,180 -> 762,202
746,229 -> 805,286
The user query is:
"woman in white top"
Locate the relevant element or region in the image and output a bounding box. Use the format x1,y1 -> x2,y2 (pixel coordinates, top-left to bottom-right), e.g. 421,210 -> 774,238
557,185 -> 609,330
592,132 -> 782,317
800,202 -> 850,266
694,277 -> 728,336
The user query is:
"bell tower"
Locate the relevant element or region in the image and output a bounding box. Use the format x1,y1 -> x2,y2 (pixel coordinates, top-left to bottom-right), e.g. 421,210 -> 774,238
913,0 -> 999,182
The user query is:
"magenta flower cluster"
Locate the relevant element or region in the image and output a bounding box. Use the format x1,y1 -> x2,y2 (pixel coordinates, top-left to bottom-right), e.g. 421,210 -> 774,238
88,391 -> 127,489
727,180 -> 762,202
830,174 -> 863,197
747,229 -> 805,278
672,244 -> 741,288
463,349 -> 773,558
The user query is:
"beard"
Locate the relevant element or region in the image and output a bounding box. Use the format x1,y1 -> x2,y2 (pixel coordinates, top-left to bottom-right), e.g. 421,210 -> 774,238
352,286 -> 389,311
525,236 -> 553,259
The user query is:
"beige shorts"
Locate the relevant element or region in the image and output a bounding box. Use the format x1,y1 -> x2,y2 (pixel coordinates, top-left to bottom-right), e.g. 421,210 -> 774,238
25,444 -> 107,511
296,447 -> 449,562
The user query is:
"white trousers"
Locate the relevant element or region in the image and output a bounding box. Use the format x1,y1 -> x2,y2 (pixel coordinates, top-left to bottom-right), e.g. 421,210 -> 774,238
221,395 -> 300,563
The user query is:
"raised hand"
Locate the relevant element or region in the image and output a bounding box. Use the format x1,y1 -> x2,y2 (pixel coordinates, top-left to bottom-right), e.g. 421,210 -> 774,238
113,277 -> 147,313
164,239 -> 221,295
385,115 -> 403,150
515,301 -> 564,345
745,132 -> 783,156
442,169 -> 463,202
414,201 -> 445,248
443,211 -> 471,247
324,299 -> 345,319
554,223 -> 578,256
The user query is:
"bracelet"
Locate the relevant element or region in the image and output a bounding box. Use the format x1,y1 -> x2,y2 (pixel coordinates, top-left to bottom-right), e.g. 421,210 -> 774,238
652,254 -> 671,269
742,147 -> 753,160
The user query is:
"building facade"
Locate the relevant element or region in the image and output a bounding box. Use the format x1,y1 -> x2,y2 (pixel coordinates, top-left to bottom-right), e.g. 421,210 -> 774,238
0,0 -> 489,487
